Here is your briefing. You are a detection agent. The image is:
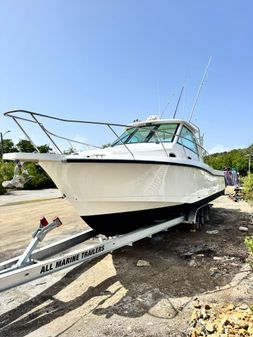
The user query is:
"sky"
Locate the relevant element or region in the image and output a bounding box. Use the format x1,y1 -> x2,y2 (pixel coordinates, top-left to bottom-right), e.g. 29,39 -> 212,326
0,0 -> 252,153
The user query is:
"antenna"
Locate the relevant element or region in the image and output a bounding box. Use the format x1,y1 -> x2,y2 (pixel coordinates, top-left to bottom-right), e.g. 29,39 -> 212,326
159,92 -> 175,119
159,98 -> 170,119
189,56 -> 212,122
173,86 -> 184,119
157,82 -> 161,115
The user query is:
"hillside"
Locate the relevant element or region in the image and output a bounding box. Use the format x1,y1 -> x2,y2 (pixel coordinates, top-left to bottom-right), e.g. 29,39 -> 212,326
204,144 -> 253,176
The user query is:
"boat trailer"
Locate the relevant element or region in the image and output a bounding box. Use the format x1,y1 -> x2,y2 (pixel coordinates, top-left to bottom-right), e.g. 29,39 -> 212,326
0,205 -> 211,292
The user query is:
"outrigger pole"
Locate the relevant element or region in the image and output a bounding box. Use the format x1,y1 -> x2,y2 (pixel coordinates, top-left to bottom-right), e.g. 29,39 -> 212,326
189,56 -> 212,123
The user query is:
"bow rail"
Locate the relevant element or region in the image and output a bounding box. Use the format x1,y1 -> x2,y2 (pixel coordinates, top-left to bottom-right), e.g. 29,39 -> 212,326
4,109 -> 135,156
4,109 -> 208,159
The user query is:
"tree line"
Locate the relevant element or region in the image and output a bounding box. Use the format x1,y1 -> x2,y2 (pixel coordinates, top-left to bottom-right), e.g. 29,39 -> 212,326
204,143 -> 253,176
1,138 -> 52,154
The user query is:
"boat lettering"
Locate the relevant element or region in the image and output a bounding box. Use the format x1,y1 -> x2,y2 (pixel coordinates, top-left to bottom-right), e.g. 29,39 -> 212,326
81,245 -> 104,258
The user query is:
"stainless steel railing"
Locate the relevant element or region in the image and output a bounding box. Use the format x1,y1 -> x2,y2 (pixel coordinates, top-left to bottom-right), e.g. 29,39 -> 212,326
4,109 -> 208,159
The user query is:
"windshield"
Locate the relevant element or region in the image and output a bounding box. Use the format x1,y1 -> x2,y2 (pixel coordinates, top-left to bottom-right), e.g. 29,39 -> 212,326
112,123 -> 178,146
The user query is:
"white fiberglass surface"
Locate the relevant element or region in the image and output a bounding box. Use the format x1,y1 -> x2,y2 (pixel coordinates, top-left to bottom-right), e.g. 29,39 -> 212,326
40,161 -> 224,216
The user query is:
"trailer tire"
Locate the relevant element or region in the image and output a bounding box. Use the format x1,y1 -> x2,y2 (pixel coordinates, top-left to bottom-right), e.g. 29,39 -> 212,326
195,210 -> 202,230
204,205 -> 210,223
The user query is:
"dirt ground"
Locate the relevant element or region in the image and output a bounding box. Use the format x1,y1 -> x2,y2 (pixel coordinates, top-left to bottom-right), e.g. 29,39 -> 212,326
0,193 -> 253,337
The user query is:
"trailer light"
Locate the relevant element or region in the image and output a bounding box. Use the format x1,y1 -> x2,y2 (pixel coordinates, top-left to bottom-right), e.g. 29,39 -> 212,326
53,217 -> 63,227
40,217 -> 49,228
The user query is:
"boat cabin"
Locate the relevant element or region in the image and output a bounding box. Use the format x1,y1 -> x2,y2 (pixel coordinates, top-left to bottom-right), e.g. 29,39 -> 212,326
111,118 -> 203,161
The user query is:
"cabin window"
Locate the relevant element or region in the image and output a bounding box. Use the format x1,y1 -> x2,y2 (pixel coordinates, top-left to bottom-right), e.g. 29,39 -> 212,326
111,128 -> 136,146
127,127 -> 154,144
148,124 -> 178,143
178,126 -> 198,154
112,123 -> 179,146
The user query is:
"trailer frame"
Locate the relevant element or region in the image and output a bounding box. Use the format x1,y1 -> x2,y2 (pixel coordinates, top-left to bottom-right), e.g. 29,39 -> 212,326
0,204 -> 210,292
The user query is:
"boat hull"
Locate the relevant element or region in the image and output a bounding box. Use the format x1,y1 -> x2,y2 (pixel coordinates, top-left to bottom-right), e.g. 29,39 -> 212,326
39,159 -> 225,235
82,190 -> 223,234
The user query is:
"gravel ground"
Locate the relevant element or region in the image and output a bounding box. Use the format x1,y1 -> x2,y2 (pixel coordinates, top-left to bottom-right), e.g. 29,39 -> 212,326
0,192 -> 253,337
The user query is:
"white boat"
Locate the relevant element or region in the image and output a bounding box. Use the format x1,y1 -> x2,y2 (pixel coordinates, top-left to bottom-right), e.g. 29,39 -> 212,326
3,110 -> 224,235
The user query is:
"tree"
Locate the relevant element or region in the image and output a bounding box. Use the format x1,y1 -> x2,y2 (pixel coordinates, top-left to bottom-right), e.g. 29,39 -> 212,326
23,163 -> 55,190
16,139 -> 36,153
204,145 -> 252,176
247,143 -> 253,154
37,144 -> 52,153
0,161 -> 15,194
63,147 -> 77,154
0,139 -> 17,157
242,174 -> 253,204
16,140 -> 52,153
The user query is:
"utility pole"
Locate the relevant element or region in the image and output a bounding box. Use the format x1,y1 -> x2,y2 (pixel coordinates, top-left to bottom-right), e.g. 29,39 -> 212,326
246,153 -> 253,175
0,130 -> 10,161
0,132 -> 3,160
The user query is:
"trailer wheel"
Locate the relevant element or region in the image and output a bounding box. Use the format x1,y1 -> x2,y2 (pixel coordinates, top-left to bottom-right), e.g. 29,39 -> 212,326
200,207 -> 205,226
193,206 -> 208,230
194,209 -> 203,230
203,205 -> 210,223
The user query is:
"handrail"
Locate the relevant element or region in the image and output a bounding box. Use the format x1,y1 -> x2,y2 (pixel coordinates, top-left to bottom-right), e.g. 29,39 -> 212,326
3,109 -> 208,158
4,109 -> 140,157
154,130 -> 169,158
4,110 -> 110,154
107,125 -> 135,159
4,109 -> 132,128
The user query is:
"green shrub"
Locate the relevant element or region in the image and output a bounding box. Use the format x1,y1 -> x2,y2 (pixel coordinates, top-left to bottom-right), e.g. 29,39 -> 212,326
0,161 -> 55,194
0,138 -> 55,193
23,163 -> 55,190
245,236 -> 253,268
242,174 -> 253,205
0,161 -> 15,195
